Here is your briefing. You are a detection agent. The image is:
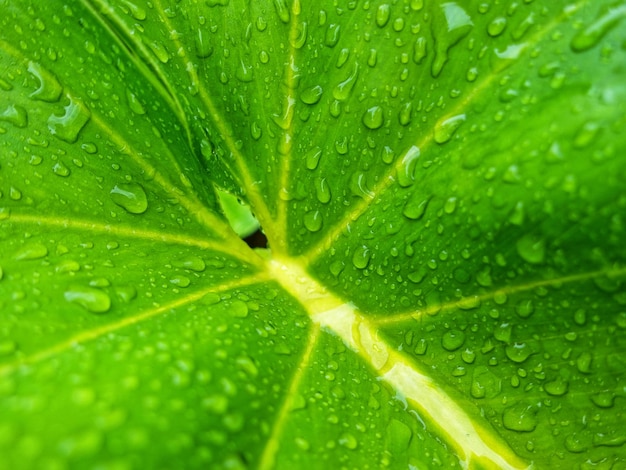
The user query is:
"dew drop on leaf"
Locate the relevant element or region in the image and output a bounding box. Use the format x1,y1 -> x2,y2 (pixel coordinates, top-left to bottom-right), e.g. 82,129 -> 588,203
64,285 -> 111,314
434,114 -> 465,144
402,195 -> 430,221
570,4 -> 626,52
487,17 -> 507,37
170,275 -> 191,288
314,177 -> 331,203
431,2 -> 473,77
273,0 -> 290,23
325,23 -> 341,47
14,242 -> 48,261
304,210 -> 323,232
505,342 -> 532,363
515,299 -> 534,319
502,404 -> 537,432
338,432 -> 358,450
352,245 -> 371,270
52,161 -> 71,177
376,4 -> 390,28
362,105 -> 384,130
301,85 -> 323,105
229,300 -> 249,318
333,63 -> 359,100
442,329 -> 465,351
396,145 -> 420,187
544,379 -> 568,396
305,146 -> 322,170
515,233 -> 546,264
48,95 -> 90,143
0,104 -> 28,128
28,61 -> 63,102
110,183 -> 148,214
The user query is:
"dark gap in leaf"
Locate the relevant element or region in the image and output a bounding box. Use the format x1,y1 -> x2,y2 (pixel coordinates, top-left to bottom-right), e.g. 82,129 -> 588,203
243,229 -> 268,249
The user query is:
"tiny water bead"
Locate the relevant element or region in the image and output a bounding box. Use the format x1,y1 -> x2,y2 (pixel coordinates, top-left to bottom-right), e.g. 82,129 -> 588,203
110,183 -> 148,214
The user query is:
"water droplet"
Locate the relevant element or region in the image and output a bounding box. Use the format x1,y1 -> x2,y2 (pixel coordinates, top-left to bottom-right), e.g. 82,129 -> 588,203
9,186 -> 22,201
376,4 -> 390,27
273,0 -> 290,23
301,85 -> 323,105
305,147 -> 322,170
516,234 -> 545,264
28,61 -> 63,102
122,0 -> 147,20
386,419 -> 412,452
174,257 -> 206,272
333,63 -> 359,100
515,299 -> 534,318
229,300 -> 249,318
573,121 -> 600,149
367,48 -> 377,67
492,43 -> 527,72
544,379 -> 568,396
48,95 -> 90,143
64,285 -> 111,313
442,329 -> 465,351
126,89 -> 146,115
396,145 -> 420,187
110,183 -> 148,214
503,404 -> 537,432
576,351 -> 593,373
565,432 -> 588,453
14,242 -> 48,261
591,391 -> 615,408
402,195 -> 430,220
304,210 -> 323,232
413,37 -> 427,64
314,177 -> 331,203
352,245 -> 371,270
434,114 -> 465,144
294,437 -> 310,451
195,29 -> 213,58
53,161 -> 71,177
431,2 -> 474,77
505,342 -> 532,363
338,432 -> 358,450
471,366 -> 501,399
487,17 -> 507,37
0,104 -> 28,128
170,275 -> 191,288
236,56 -> 254,82
291,22 -> 308,49
570,4 -> 626,52
362,105 -> 384,130
325,24 -> 341,47
399,102 -> 412,126
147,41 -> 170,63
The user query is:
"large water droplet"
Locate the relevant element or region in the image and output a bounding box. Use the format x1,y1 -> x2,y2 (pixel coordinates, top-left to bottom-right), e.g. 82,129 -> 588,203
431,2 -> 474,77
503,404 -> 537,432
487,17 -> 507,37
403,195 -> 430,220
0,105 -> 28,128
315,177 -> 331,203
505,342 -> 532,363
516,234 -> 545,264
28,61 -> 63,102
305,147 -> 322,170
571,4 -> 626,52
362,106 -> 384,130
48,95 -> 91,143
14,242 -> 48,261
396,145 -> 420,187
65,285 -> 111,313
442,329 -> 465,351
301,85 -> 323,105
273,0 -> 290,23
304,210 -> 323,232
352,245 -> 371,270
110,183 -> 148,214
434,114 -> 465,144
376,4 -> 391,27
333,63 -> 359,100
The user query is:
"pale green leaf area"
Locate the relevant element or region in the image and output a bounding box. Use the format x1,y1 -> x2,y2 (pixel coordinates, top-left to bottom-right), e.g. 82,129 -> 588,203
1,0 -> 625,469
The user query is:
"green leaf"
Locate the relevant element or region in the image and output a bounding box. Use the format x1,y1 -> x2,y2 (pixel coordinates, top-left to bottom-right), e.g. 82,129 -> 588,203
1,0 -> 625,469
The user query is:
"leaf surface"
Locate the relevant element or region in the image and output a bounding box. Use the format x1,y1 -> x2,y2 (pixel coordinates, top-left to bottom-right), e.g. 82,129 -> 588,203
1,0 -> 626,469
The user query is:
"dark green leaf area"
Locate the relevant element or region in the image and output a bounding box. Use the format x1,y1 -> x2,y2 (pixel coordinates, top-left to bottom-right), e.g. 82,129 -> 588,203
381,277 -> 626,467
0,284 -> 310,470
273,332 -> 462,470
